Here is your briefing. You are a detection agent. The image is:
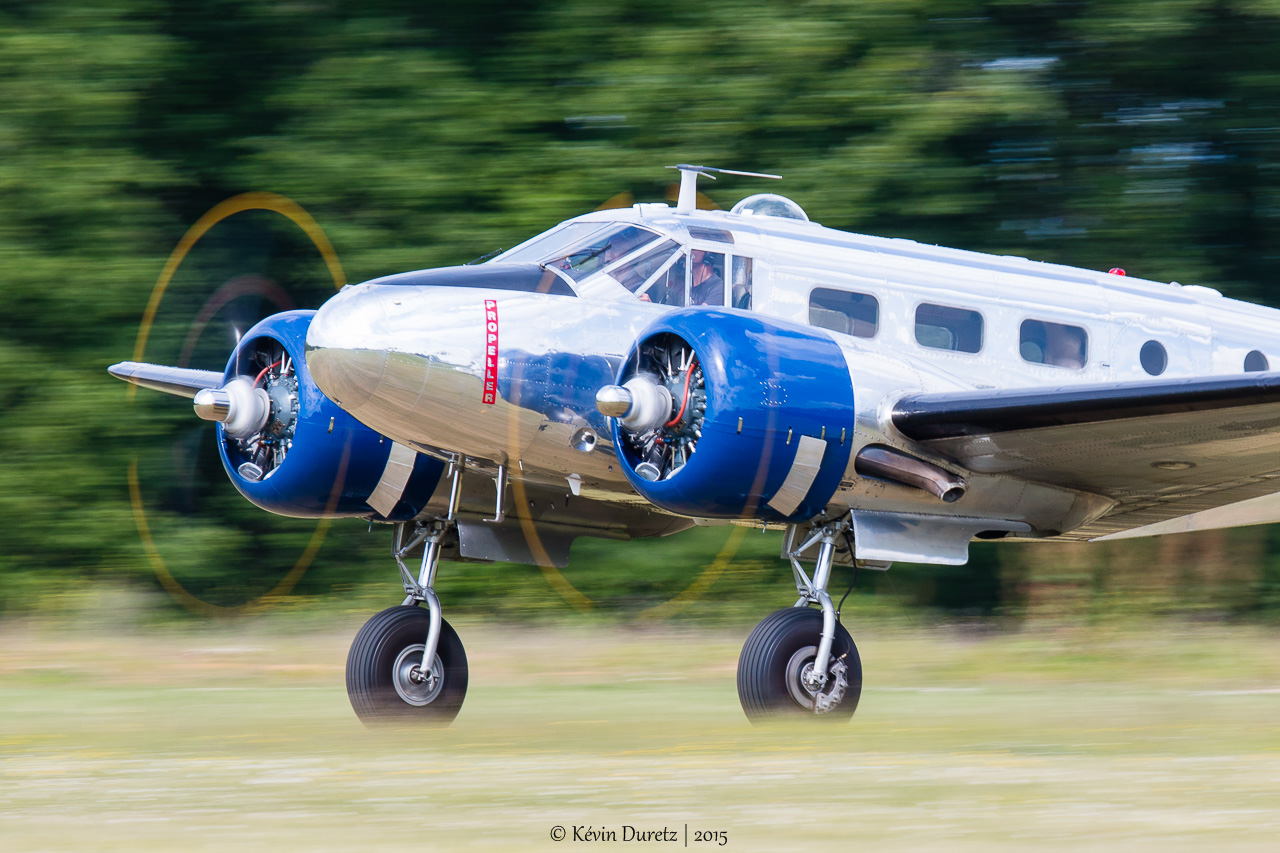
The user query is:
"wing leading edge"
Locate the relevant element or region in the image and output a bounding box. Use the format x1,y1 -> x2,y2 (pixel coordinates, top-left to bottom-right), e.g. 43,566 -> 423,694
892,372 -> 1280,540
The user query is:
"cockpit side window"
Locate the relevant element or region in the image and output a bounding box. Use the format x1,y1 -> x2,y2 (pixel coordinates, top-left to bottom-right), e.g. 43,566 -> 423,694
690,250 -> 726,306
638,255 -> 687,306
545,224 -> 661,281
607,240 -> 680,292
731,257 -> 753,309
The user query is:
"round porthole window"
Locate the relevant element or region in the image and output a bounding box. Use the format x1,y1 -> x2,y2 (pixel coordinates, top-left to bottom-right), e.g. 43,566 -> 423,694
1140,340 -> 1167,376
1245,350 -> 1269,372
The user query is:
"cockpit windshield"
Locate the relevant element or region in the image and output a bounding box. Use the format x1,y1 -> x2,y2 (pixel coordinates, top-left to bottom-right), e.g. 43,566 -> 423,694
494,220 -> 715,303
493,222 -> 663,282
544,224 -> 661,281
494,222 -> 604,266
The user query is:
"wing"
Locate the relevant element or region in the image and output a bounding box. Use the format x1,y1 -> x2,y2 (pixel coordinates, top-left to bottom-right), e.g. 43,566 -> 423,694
891,372 -> 1280,540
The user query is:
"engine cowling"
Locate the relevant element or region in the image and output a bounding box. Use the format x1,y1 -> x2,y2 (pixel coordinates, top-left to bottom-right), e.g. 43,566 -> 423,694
610,309 -> 855,522
216,310 -> 443,519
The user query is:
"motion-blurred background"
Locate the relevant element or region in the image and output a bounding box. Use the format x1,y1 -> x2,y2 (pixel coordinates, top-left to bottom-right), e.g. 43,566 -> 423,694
5,0 -> 1280,623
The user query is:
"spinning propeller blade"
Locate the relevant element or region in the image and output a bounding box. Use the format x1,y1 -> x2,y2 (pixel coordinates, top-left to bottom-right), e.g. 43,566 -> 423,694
117,193 -> 345,613
107,362 -> 224,398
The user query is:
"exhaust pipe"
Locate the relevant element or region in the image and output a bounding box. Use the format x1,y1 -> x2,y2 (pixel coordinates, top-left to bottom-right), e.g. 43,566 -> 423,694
855,445 -> 966,503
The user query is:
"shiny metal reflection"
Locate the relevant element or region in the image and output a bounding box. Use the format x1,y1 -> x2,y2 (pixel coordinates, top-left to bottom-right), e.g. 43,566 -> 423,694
595,384 -> 633,418
192,388 -> 232,422
855,445 -> 967,503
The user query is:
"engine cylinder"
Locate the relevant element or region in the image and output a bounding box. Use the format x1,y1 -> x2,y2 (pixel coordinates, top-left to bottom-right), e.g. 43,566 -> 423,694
611,309 -> 855,522
217,310 -> 443,519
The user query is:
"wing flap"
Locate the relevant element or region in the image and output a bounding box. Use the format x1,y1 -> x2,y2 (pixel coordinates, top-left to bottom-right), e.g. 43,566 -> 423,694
1093,489 -> 1280,541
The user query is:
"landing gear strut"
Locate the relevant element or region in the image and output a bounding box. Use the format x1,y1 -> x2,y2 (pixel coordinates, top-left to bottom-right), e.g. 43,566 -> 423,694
737,517 -> 864,722
346,459 -> 469,725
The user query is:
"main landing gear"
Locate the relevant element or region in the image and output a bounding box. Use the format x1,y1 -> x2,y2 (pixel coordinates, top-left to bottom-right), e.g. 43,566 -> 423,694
737,517 -> 865,722
346,462 -> 469,725
345,460 -> 866,725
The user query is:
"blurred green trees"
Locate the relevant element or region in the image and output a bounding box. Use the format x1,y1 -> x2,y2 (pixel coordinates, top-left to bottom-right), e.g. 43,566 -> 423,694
5,1 -> 1280,619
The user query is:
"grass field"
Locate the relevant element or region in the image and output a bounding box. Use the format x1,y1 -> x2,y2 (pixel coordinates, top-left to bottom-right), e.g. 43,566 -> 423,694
2,610 -> 1279,851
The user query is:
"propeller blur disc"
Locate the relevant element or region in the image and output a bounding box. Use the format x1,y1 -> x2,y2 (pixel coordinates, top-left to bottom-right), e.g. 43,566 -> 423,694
126,193 -> 344,615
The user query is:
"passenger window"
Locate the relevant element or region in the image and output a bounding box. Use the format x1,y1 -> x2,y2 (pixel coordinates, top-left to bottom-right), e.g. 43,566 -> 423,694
608,240 -> 679,292
690,250 -> 726,306
916,304 -> 982,353
1140,340 -> 1167,375
731,257 -> 753,309
1020,319 -> 1088,368
809,288 -> 878,338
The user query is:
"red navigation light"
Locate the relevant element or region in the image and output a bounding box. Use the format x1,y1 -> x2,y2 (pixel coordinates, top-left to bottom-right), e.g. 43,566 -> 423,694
1108,268 -> 1126,276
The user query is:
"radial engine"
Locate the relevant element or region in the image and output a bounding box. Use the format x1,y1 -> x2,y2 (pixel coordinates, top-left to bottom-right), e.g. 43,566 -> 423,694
600,309 -> 857,523
197,310 -> 443,519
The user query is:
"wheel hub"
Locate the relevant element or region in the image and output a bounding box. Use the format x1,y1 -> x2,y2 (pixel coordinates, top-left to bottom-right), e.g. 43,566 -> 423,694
785,645 -> 849,714
392,644 -> 444,706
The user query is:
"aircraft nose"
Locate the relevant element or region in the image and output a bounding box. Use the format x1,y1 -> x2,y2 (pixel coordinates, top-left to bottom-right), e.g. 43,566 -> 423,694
308,284 -> 387,351
306,285 -> 390,411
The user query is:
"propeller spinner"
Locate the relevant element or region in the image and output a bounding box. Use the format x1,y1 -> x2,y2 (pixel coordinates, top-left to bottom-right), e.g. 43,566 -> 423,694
599,333 -> 707,481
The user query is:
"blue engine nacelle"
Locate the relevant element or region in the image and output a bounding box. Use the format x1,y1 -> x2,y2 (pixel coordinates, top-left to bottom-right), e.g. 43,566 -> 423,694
216,310 -> 443,519
611,309 -> 855,523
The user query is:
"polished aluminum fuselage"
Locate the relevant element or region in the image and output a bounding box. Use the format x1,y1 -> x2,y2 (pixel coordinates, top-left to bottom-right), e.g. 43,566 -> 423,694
305,202 -> 1280,554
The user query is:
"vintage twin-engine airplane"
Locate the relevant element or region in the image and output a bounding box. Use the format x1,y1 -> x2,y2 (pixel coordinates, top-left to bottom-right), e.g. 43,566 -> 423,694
112,165 -> 1280,723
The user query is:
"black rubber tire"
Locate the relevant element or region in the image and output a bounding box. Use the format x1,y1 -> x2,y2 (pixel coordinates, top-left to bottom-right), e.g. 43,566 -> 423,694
346,605 -> 468,725
737,607 -> 862,722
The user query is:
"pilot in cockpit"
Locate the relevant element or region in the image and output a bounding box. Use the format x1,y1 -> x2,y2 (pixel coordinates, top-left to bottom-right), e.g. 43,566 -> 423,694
690,250 -> 725,306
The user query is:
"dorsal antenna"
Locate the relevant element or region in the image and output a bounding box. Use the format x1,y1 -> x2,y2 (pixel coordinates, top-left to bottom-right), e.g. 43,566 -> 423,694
667,164 -> 782,214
